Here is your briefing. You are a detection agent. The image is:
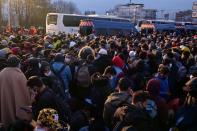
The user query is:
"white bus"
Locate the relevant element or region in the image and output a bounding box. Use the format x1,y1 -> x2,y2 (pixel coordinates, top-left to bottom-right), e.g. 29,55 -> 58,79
46,13 -> 131,34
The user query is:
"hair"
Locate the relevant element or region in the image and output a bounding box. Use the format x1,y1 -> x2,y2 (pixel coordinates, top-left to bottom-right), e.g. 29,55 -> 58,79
27,76 -> 43,89
103,66 -> 116,76
132,90 -> 149,105
118,78 -> 130,91
158,64 -> 169,75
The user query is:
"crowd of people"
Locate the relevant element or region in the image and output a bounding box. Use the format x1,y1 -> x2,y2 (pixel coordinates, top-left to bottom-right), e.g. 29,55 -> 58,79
0,30 -> 197,131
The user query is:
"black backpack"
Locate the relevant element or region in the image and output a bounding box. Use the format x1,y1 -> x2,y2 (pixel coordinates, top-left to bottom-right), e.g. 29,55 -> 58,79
52,90 -> 72,123
75,63 -> 91,88
113,104 -> 152,131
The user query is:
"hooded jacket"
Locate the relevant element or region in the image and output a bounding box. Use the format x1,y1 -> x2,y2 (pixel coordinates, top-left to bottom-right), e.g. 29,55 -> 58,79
146,79 -> 168,125
103,92 -> 132,127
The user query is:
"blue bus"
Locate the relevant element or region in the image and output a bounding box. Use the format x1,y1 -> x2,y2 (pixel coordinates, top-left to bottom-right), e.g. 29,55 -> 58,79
136,20 -> 176,33
185,22 -> 197,31
79,19 -> 137,36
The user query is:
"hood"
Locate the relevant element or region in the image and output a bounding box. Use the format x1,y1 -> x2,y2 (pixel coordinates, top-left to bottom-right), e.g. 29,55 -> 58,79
105,92 -> 131,106
146,78 -> 161,98
112,55 -> 125,69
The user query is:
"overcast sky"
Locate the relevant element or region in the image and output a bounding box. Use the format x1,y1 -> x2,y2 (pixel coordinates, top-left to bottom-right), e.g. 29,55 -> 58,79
72,0 -> 196,14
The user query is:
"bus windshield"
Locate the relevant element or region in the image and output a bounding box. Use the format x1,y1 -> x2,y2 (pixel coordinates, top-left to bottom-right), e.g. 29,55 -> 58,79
47,15 -> 58,25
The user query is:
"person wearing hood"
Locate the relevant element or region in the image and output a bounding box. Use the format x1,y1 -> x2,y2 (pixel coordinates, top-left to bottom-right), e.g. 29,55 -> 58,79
93,48 -> 112,74
51,53 -> 72,100
155,64 -> 171,101
146,78 -> 168,128
111,55 -> 125,88
25,57 -> 41,79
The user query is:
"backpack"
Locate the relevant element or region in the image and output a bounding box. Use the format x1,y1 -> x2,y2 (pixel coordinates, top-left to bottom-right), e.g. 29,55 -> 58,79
175,106 -> 197,131
106,95 -> 131,128
113,104 -> 152,131
51,64 -> 67,100
75,63 -> 91,87
52,90 -> 72,123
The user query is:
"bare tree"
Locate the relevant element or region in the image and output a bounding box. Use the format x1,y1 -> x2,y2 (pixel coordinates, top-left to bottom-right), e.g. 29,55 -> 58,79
53,0 -> 80,14
9,0 -> 25,26
0,0 -> 6,24
1,0 -> 80,27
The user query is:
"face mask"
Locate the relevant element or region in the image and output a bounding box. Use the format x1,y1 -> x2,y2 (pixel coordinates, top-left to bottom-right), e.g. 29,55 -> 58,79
44,70 -> 52,76
167,63 -> 172,70
169,63 -> 172,68
18,63 -> 21,69
190,75 -> 194,80
38,63 -> 42,68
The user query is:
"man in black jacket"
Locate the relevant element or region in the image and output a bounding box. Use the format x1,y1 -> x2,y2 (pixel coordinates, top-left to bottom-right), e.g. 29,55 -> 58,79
27,76 -> 70,121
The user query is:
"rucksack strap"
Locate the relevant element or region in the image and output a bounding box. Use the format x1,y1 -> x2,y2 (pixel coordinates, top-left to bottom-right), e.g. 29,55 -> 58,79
117,95 -> 131,107
51,64 -> 66,76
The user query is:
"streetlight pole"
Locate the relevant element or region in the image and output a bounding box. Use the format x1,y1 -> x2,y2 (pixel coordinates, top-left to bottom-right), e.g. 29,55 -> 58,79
134,6 -> 137,24
8,0 -> 11,26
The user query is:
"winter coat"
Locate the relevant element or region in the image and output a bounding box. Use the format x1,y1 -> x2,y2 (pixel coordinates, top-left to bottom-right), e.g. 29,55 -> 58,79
0,67 -> 31,127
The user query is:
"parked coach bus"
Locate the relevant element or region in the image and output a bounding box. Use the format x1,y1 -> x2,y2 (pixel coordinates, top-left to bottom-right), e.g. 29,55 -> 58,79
46,13 -> 131,34
136,19 -> 176,33
79,19 -> 137,36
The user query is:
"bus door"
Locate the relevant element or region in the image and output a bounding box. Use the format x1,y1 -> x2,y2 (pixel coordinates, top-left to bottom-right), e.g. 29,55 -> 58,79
46,14 -> 59,34
79,21 -> 94,36
140,23 -> 155,34
175,23 -> 185,34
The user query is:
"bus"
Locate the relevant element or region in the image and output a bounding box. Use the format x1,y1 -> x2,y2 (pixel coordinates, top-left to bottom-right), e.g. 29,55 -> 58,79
184,22 -> 197,31
79,19 -> 137,36
46,13 -> 131,34
136,19 -> 176,33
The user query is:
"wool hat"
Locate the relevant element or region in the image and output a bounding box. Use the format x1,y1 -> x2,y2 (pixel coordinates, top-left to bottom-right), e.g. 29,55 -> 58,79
11,47 -> 20,55
1,40 -> 8,46
146,79 -> 161,97
69,41 -> 76,48
129,51 -> 136,58
7,55 -> 20,67
112,55 -> 125,69
98,48 -> 108,55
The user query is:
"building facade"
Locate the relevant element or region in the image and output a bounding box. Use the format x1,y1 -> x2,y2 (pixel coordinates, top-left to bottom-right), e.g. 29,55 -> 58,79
176,10 -> 192,22
106,3 -> 156,23
142,9 -> 157,20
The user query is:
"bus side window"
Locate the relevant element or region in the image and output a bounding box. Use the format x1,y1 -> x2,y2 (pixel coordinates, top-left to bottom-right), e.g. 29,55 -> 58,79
47,15 -> 58,25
